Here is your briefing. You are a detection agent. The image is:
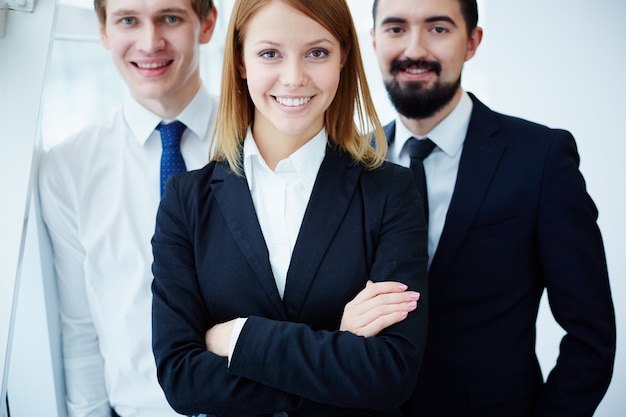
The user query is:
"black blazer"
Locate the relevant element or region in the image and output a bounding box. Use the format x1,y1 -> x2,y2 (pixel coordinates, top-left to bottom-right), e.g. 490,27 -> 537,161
151,145 -> 429,417
388,94 -> 616,417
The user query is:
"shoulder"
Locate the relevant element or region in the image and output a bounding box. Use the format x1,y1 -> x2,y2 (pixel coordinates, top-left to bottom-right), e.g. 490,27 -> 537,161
468,93 -> 576,148
39,108 -> 124,182
358,161 -> 418,208
164,160 -> 233,202
42,107 -> 124,165
158,161 -> 236,232
362,160 -> 413,184
325,144 -> 414,187
495,111 -> 571,140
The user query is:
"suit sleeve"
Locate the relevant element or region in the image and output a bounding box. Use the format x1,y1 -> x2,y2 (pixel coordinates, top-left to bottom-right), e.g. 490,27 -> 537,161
152,176 -> 305,416
38,150 -> 111,417
534,131 -> 616,416
151,165 -> 428,415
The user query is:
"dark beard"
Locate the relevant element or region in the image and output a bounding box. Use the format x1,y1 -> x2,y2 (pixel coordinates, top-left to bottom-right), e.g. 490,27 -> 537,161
385,72 -> 461,120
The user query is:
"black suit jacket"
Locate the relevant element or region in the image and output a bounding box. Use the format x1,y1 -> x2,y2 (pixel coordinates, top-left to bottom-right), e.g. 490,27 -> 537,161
151,145 -> 429,417
387,94 -> 616,417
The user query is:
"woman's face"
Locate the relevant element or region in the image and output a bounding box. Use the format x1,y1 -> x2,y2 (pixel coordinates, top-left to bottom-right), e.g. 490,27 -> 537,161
238,1 -> 344,143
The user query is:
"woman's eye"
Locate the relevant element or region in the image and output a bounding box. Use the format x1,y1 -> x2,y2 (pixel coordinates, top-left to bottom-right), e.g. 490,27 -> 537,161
310,49 -> 328,58
261,50 -> 278,59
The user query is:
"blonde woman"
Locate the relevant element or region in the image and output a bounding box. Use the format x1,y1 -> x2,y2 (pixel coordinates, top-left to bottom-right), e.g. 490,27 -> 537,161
151,0 -> 428,415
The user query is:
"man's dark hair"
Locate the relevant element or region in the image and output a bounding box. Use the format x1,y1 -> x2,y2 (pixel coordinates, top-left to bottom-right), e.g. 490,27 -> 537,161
372,0 -> 478,36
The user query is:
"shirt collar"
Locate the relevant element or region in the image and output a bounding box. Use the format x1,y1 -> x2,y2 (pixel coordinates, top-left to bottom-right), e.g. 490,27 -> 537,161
122,84 -> 215,146
393,90 -> 473,160
243,128 -> 327,194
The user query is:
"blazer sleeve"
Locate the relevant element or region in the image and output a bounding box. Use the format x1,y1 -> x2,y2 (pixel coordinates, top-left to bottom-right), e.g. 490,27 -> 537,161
151,164 -> 428,415
533,130 -> 616,416
152,173 -> 305,416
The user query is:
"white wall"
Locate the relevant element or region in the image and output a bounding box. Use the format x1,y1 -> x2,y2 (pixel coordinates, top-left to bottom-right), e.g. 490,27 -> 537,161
0,1 -> 57,416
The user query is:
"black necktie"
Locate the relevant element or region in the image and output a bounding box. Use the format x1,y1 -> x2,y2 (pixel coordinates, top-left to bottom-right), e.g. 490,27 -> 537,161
407,137 -> 436,222
157,120 -> 187,196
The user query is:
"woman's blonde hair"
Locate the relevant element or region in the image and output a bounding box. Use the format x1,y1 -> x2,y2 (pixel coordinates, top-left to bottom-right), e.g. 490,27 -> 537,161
211,0 -> 387,174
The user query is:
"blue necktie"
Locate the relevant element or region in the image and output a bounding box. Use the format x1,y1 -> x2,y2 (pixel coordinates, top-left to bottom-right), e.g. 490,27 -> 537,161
407,137 -> 436,222
158,120 -> 187,196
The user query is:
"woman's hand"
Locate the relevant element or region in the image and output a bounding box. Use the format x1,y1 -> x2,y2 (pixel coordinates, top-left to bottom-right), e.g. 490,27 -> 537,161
205,319 -> 237,357
205,280 -> 421,355
340,280 -> 420,337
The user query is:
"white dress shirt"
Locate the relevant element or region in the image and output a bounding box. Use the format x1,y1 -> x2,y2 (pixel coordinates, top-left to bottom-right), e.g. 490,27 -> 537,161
387,91 -> 473,267
228,128 -> 327,361
38,86 -> 218,417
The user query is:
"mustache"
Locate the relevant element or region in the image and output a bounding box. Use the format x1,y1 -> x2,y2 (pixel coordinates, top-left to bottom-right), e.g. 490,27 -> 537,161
390,59 -> 442,76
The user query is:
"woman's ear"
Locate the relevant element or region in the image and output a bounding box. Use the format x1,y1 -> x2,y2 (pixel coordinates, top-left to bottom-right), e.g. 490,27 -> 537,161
237,56 -> 247,79
341,40 -> 352,69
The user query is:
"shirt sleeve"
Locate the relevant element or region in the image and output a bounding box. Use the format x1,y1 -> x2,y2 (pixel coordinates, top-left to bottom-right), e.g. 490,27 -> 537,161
38,149 -> 111,417
228,317 -> 247,365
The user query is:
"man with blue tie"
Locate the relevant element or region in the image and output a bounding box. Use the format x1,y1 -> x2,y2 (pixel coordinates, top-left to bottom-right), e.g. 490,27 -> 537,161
364,0 -> 616,415
38,0 -> 218,416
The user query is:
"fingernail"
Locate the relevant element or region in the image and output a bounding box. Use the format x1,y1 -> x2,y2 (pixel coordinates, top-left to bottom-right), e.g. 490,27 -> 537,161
398,283 -> 408,290
410,292 -> 420,299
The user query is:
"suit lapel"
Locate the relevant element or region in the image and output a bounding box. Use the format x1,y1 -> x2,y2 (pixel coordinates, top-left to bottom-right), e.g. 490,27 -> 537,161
384,120 -> 396,145
211,161 -> 287,318
283,146 -> 361,319
428,95 -> 506,278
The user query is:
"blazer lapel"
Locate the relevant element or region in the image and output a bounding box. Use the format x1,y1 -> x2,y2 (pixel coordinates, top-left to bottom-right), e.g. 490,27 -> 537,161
283,146 -> 361,319
428,95 -> 507,278
211,161 -> 287,318
384,120 -> 396,145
